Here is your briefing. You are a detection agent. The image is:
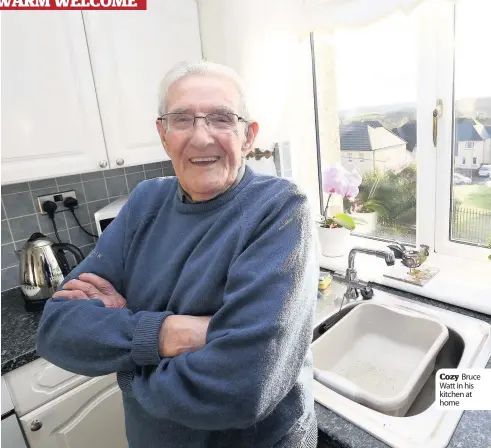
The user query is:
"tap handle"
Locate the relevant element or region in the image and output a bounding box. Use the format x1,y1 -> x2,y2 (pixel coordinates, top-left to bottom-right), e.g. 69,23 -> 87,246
387,244 -> 405,259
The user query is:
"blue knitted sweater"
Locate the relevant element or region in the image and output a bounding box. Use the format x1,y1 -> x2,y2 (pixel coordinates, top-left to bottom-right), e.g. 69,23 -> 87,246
37,167 -> 319,448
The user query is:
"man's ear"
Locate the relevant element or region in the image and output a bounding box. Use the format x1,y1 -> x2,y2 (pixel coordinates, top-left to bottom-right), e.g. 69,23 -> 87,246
242,121 -> 259,155
156,119 -> 168,149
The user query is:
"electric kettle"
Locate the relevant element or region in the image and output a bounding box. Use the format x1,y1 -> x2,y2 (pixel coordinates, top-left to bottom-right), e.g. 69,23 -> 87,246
16,233 -> 84,311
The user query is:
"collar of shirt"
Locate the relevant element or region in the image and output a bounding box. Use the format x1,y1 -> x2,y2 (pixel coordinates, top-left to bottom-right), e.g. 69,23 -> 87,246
177,158 -> 246,204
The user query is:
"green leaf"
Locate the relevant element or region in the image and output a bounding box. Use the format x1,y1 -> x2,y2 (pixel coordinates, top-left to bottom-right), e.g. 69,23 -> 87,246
332,213 -> 356,231
488,254 -> 491,261
363,199 -> 389,217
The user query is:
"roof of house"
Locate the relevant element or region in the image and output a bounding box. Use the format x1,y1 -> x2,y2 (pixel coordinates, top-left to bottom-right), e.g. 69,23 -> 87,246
339,121 -> 406,151
485,126 -> 491,138
455,118 -> 485,141
392,120 -> 417,152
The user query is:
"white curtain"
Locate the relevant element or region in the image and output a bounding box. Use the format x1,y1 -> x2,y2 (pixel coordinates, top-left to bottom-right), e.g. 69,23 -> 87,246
300,0 -> 461,33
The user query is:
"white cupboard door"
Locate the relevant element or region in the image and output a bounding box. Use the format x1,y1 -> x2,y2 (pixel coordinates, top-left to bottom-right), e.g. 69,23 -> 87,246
1,12 -> 107,184
82,0 -> 202,168
19,375 -> 128,448
4,358 -> 90,417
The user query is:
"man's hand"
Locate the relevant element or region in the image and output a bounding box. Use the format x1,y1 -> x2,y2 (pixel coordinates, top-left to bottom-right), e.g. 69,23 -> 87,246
53,273 -> 126,309
53,273 -> 211,357
159,315 -> 211,358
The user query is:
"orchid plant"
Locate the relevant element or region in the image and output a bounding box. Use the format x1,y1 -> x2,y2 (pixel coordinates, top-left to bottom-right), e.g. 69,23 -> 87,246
319,164 -> 362,231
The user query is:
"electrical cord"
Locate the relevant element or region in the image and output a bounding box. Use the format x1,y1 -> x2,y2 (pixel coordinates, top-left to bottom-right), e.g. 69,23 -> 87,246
42,200 -> 63,244
63,197 -> 99,239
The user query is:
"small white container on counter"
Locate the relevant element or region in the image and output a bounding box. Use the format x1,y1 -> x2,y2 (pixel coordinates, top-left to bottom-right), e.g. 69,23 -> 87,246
311,302 -> 449,416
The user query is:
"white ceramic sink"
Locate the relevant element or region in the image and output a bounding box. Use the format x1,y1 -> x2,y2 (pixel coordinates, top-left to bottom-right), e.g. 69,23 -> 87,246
312,288 -> 491,448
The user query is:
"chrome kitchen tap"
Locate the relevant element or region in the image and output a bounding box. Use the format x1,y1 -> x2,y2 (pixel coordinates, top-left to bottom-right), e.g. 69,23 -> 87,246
332,247 -> 395,303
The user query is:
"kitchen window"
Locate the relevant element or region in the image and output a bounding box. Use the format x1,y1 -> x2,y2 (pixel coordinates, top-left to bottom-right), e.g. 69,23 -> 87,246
311,8 -> 418,245
310,0 -> 490,261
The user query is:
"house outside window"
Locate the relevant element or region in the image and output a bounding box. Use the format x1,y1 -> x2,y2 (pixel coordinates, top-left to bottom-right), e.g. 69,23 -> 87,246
310,0 -> 490,260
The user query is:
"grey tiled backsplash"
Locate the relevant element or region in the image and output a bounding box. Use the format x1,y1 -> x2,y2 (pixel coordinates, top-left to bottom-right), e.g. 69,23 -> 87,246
1,161 -> 175,292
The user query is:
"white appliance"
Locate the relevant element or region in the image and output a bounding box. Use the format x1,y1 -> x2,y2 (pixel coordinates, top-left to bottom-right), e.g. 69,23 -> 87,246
94,196 -> 128,236
1,377 -> 28,448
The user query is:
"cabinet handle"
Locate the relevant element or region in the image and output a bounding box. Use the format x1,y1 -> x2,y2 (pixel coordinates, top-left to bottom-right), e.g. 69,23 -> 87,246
99,160 -> 108,168
30,420 -> 43,431
116,158 -> 125,166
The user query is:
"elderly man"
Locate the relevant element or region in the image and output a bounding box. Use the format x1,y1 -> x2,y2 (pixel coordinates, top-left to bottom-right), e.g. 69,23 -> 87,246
37,61 -> 319,448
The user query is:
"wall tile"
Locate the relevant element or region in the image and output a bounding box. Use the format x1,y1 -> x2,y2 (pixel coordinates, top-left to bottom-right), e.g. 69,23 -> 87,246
83,179 -> 108,202
81,171 -> 104,181
1,221 -> 12,244
45,229 -> 70,245
127,172 -> 145,192
14,238 -> 28,251
1,182 -> 29,195
2,192 -> 35,218
163,162 -> 175,176
106,176 -> 128,198
1,163 -> 175,291
145,169 -> 164,180
124,165 -> 143,174
38,211 -> 68,235
68,226 -> 95,247
57,182 -> 86,205
144,162 -> 162,171
87,199 -> 109,220
65,205 -> 91,228
1,243 -> 18,268
9,215 -> 39,241
104,168 -> 125,178
56,174 -> 82,186
2,266 -> 19,291
81,243 -> 96,258
29,178 -> 56,190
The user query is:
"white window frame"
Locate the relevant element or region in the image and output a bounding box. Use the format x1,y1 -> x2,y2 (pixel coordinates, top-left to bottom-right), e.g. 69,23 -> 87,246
430,1 -> 489,261
465,141 -> 475,149
309,0 -> 489,262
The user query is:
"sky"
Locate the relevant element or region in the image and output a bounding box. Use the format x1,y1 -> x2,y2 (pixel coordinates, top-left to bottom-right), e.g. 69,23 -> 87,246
331,0 -> 491,110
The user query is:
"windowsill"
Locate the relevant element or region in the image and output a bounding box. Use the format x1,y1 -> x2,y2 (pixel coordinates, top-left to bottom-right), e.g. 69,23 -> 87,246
319,236 -> 491,316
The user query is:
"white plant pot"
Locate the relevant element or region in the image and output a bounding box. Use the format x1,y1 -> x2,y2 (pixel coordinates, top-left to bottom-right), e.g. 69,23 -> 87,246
351,211 -> 378,235
317,226 -> 352,257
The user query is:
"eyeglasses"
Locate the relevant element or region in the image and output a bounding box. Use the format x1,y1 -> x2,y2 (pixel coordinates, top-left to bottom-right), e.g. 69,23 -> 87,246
158,113 -> 247,132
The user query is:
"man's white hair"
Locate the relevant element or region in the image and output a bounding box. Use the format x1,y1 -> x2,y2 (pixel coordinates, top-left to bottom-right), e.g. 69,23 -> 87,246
157,60 -> 250,120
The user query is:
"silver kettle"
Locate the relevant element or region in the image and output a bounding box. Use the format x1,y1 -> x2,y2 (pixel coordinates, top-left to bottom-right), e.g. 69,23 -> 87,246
17,233 -> 84,311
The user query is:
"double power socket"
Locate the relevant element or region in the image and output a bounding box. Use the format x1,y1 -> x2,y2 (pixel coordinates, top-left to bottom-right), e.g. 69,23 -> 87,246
36,190 -> 78,215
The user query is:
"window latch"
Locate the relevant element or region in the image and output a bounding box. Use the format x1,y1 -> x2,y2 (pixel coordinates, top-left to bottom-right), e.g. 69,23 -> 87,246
433,99 -> 443,147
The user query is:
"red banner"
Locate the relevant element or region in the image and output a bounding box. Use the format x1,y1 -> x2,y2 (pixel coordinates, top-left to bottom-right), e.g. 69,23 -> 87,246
0,0 -> 146,9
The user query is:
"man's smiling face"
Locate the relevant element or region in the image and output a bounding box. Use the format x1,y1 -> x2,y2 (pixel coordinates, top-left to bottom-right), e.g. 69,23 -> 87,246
157,74 -> 257,202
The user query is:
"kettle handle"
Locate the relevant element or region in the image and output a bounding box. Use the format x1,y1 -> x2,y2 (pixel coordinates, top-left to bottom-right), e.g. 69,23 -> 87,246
52,243 -> 85,265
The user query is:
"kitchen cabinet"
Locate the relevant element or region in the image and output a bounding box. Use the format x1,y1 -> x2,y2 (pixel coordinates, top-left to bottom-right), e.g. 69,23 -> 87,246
1,12 -> 107,184
19,374 -> 128,448
83,0 -> 202,168
1,0 -> 202,184
4,358 -> 90,417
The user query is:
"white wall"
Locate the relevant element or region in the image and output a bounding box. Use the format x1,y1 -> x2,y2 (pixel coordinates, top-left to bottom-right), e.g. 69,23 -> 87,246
197,0 -> 322,214
374,144 -> 408,172
341,150 -> 374,175
454,141 -> 485,169
484,139 -> 491,164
